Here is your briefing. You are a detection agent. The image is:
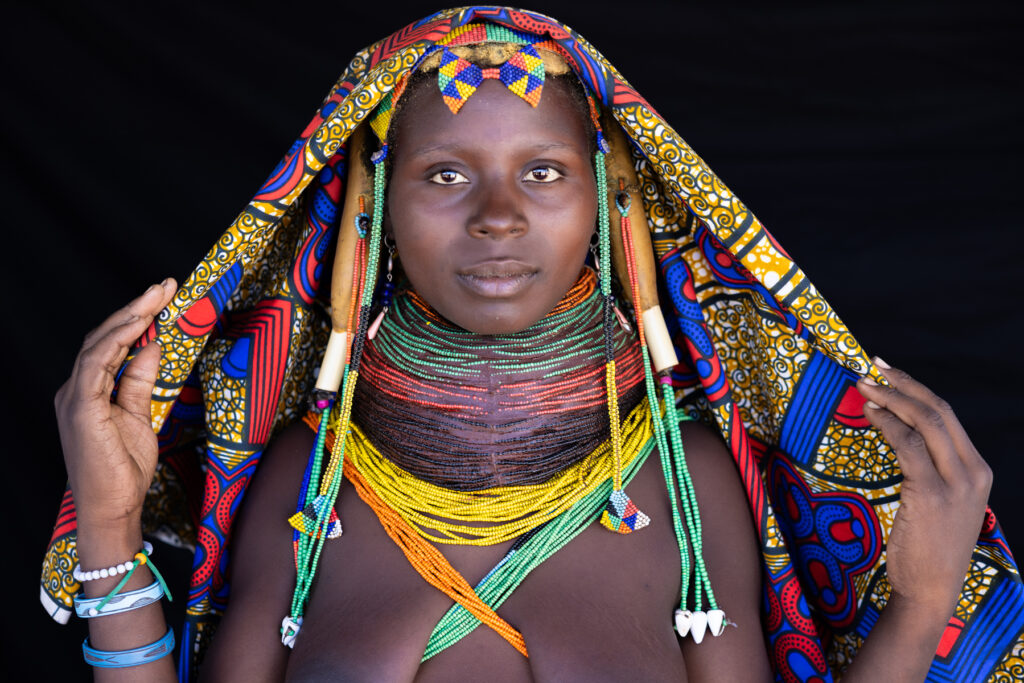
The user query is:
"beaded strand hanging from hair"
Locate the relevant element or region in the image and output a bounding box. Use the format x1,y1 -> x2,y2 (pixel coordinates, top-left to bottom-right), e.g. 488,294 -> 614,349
587,99 -> 650,535
282,132 -> 389,647
601,109 -> 728,640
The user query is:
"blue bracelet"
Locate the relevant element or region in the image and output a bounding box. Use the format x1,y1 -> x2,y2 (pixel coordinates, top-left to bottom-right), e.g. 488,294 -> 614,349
74,579 -> 164,618
82,627 -> 175,668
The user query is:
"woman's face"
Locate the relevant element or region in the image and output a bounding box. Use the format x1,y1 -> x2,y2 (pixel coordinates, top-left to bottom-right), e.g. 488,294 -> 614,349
387,76 -> 598,335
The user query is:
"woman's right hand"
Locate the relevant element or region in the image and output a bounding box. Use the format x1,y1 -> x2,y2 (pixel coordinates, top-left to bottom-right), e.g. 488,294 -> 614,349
55,279 -> 176,532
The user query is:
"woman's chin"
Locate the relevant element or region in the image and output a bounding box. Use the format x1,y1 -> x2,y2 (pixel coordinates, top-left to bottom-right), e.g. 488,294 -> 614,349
436,299 -> 552,335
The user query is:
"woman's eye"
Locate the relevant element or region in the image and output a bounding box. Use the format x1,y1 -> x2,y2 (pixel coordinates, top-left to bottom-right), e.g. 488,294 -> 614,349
429,169 -> 469,185
524,167 -> 563,183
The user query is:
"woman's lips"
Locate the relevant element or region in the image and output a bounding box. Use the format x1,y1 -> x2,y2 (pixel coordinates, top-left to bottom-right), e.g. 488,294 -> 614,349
457,260 -> 538,298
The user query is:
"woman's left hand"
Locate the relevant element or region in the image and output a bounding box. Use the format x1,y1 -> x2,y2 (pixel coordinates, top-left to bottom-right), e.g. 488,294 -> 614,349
856,358 -> 992,616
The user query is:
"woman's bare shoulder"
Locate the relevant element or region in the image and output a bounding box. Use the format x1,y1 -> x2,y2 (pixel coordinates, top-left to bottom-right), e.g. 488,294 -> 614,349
198,419 -> 315,682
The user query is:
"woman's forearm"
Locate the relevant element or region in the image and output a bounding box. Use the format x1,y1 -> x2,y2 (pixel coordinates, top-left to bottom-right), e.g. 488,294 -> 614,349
840,593 -> 951,682
75,522 -> 176,682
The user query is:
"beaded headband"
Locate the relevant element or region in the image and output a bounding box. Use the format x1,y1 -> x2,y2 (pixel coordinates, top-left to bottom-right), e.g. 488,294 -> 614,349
367,22 -> 570,144
437,43 -> 546,112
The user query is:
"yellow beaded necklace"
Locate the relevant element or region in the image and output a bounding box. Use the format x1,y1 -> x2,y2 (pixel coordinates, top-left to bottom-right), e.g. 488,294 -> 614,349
342,398 -> 653,545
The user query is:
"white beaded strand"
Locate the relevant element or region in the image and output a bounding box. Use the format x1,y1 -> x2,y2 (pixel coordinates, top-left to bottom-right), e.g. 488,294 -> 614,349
73,542 -> 154,582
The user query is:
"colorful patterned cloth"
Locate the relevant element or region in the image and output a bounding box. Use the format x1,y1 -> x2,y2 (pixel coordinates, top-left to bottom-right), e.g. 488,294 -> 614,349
41,7 -> 1022,681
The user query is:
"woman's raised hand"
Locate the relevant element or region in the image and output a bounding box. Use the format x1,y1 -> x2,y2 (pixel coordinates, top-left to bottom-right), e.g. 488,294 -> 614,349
857,358 -> 992,615
54,279 -> 176,532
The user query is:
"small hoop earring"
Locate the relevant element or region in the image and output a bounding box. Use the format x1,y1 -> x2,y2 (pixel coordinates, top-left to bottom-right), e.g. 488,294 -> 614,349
589,230 -> 600,272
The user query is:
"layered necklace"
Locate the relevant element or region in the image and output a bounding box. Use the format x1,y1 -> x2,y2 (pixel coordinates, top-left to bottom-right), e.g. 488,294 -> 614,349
352,268 -> 646,491
290,269 -> 657,656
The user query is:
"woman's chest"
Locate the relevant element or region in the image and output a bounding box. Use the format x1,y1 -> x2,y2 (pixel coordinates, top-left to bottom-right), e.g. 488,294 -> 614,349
285,454 -> 689,681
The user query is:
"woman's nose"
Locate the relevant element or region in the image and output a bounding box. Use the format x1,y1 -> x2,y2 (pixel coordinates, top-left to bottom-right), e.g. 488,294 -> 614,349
465,176 -> 528,239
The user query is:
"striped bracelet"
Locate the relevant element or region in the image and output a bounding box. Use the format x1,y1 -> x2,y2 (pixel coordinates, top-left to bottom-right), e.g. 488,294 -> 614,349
74,579 -> 164,618
82,627 -> 175,668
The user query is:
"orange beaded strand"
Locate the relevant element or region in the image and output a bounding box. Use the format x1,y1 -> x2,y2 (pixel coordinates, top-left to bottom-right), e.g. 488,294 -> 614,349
303,413 -> 529,656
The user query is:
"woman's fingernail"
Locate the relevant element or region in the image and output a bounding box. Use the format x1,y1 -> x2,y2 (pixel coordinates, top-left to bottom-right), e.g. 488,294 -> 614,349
874,356 -> 891,369
861,377 -> 878,386
146,283 -> 160,294
160,278 -> 171,287
865,400 -> 881,410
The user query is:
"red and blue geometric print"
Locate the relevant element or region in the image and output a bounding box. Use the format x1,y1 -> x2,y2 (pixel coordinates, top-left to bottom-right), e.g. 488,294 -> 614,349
768,457 -> 882,631
763,565 -> 832,683
40,7 -> 1021,682
925,576 -> 1024,682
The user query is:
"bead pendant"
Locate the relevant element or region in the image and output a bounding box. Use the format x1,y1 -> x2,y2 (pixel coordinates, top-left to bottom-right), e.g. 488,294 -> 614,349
707,609 -> 727,637
288,495 -> 343,539
367,308 -> 387,340
674,609 -> 693,637
599,488 -> 650,533
690,610 -> 708,643
281,615 -> 303,648
613,304 -> 633,334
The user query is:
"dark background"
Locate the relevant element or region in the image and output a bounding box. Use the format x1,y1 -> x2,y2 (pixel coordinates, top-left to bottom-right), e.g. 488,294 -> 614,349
4,1 -> 1020,677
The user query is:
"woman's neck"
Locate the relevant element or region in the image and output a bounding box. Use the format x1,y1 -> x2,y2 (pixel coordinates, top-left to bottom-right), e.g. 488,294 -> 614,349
352,268 -> 646,490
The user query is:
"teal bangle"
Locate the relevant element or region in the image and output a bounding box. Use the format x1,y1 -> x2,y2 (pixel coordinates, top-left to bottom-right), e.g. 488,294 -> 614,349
82,627 -> 174,668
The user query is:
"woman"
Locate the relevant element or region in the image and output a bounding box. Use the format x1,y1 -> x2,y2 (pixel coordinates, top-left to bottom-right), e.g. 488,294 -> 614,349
45,7 -> 1019,681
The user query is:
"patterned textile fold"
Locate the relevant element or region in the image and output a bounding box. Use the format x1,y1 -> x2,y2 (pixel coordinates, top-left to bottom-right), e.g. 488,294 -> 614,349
41,6 -> 1021,682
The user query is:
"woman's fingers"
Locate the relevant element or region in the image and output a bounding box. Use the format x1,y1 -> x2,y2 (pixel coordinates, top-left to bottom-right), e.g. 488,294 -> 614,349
115,339 -> 163,422
69,279 -> 176,399
856,372 -> 964,483
72,314 -> 160,402
854,358 -> 992,624
80,279 -> 176,351
873,357 -> 987,477
859,398 -> 945,485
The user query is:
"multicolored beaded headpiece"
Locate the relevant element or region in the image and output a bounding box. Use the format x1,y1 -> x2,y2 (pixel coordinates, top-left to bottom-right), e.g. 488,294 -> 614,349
288,22 -> 725,650
437,43 -> 546,112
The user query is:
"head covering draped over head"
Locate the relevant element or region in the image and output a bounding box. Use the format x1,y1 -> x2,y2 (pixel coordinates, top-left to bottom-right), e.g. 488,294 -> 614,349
41,7 -> 1022,681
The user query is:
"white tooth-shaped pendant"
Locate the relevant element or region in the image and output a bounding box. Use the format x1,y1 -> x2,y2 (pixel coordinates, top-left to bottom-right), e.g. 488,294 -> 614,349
367,308 -> 387,340
690,610 -> 708,644
707,609 -> 726,637
674,609 -> 693,637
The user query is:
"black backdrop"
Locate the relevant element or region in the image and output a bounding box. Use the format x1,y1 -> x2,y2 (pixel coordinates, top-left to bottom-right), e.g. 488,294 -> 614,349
4,1 -> 1021,677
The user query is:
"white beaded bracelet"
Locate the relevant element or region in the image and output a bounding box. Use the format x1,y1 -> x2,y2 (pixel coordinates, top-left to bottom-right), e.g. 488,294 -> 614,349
73,541 -> 154,582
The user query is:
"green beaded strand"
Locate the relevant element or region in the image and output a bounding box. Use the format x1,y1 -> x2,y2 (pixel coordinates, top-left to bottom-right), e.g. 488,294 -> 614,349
608,166 -> 693,612
288,153 -> 389,631
288,408 -> 332,619
662,381 -> 718,612
594,150 -> 612,297
361,158 -> 387,308
297,157 -> 388,609
423,414 -> 655,658
648,369 -> 692,609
